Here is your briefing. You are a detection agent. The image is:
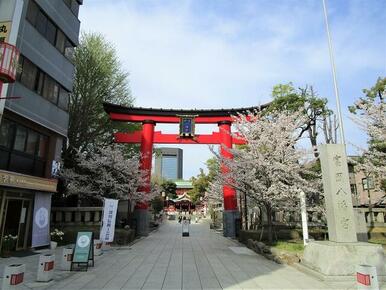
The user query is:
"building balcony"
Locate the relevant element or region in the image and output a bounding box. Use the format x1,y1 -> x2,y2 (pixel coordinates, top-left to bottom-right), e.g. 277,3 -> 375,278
0,42 -> 19,83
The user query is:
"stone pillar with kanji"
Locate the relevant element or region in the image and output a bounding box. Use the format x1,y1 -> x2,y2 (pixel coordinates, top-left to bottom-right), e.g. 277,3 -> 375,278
302,144 -> 385,278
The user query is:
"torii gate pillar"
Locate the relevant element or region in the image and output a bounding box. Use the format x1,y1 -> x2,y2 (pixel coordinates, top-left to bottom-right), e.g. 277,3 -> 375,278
219,121 -> 239,237
135,120 -> 155,236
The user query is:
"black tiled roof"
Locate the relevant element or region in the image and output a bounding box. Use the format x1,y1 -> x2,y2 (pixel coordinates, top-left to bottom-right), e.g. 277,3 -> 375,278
103,102 -> 270,117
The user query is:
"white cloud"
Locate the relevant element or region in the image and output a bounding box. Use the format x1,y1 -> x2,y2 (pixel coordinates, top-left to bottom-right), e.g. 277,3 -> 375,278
79,0 -> 385,178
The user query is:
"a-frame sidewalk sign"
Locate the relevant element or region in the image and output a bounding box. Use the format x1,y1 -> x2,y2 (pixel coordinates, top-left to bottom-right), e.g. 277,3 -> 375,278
71,231 -> 94,271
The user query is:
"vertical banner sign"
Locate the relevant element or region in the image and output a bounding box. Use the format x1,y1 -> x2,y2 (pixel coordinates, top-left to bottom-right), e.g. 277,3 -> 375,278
32,193 -> 52,247
100,199 -> 118,242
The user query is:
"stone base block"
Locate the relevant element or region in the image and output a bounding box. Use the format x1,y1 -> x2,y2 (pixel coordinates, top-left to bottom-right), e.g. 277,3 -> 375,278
134,208 -> 149,237
302,241 -> 385,278
223,210 -> 239,238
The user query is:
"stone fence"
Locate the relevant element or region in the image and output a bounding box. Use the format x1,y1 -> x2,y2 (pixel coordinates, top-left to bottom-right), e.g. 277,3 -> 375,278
361,207 -> 386,226
50,205 -> 386,228
251,207 -> 386,229
247,208 -> 326,231
51,207 -> 103,226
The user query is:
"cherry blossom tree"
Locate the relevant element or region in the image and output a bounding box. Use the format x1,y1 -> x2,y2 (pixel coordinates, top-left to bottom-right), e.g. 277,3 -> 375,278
350,82 -> 386,221
207,175 -> 223,204
212,111 -> 321,244
61,145 -> 158,205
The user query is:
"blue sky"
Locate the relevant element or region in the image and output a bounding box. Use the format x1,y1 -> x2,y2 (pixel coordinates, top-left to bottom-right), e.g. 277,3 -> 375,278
79,0 -> 386,179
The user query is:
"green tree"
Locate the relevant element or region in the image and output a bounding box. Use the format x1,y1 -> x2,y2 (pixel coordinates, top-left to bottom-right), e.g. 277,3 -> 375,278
349,77 -> 386,153
267,83 -> 332,153
151,196 -> 164,214
350,77 -> 386,193
160,180 -> 177,199
206,157 -> 220,180
63,32 -> 136,167
189,157 -> 220,203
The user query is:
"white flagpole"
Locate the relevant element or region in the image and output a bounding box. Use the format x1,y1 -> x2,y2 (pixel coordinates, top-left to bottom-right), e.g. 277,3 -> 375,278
322,0 -> 346,145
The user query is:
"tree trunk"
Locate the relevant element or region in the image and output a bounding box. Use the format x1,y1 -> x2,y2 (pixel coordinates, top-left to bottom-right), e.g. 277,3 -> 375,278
127,199 -> 133,227
266,204 -> 273,245
243,192 -> 248,230
239,193 -> 244,230
308,127 -> 319,158
259,207 -> 264,241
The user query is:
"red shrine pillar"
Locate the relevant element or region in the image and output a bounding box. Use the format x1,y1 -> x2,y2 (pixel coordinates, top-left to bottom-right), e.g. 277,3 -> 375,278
139,120 -> 155,194
218,121 -> 239,237
135,120 -> 155,236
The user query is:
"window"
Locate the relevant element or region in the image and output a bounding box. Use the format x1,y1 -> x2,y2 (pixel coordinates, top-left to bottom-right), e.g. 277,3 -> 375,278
26,0 -> 39,24
362,177 -> 375,190
20,58 -> 38,91
14,126 -> 27,152
58,87 -> 70,111
18,55 -> 70,111
38,135 -> 48,158
27,0 -> 76,60
70,1 -> 80,16
0,119 -> 49,177
0,120 -> 12,148
64,38 -> 75,61
26,131 -> 38,155
162,155 -> 178,180
35,10 -> 48,36
16,55 -> 23,81
42,75 -> 58,104
36,71 -> 45,95
63,0 -> 80,17
45,19 -> 57,45
55,29 -> 66,53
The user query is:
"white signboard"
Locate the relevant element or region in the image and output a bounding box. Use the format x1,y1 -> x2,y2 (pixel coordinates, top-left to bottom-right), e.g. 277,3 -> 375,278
100,198 -> 118,242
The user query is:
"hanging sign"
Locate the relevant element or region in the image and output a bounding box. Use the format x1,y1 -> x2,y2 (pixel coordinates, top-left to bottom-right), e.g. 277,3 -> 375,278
100,198 -> 118,242
0,21 -> 12,42
179,115 -> 196,138
32,193 -> 51,247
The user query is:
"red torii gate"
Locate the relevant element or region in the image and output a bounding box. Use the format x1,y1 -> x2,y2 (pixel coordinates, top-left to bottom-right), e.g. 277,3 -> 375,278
103,103 -> 267,237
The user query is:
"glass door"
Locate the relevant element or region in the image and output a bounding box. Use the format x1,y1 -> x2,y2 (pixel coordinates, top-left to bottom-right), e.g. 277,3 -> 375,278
17,200 -> 31,250
2,199 -> 22,251
1,198 -> 32,251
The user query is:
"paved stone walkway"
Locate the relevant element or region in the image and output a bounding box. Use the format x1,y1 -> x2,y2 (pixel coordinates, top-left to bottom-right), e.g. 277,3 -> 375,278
1,219 -> 364,289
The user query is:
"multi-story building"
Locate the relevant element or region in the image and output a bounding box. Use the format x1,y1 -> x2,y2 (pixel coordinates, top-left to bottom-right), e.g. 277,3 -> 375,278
154,147 -> 183,180
348,159 -> 385,207
0,0 -> 82,251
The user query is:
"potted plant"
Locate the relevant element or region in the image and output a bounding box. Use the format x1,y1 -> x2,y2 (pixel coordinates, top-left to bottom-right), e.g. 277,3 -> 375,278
1,234 -> 18,257
50,229 -> 64,249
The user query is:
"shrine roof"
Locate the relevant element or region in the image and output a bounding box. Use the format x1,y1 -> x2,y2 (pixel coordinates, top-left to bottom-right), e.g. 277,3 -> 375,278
103,102 -> 269,117
175,180 -> 193,189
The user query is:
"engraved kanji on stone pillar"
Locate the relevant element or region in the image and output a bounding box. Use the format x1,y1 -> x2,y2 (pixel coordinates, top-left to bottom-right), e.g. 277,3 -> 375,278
318,144 -> 357,243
